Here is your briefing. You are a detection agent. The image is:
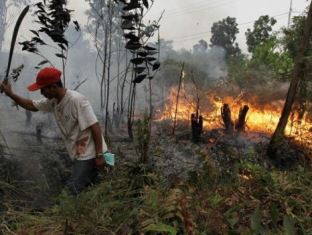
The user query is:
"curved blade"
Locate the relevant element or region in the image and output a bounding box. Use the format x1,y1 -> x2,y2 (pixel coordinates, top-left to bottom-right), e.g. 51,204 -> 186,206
4,5 -> 30,82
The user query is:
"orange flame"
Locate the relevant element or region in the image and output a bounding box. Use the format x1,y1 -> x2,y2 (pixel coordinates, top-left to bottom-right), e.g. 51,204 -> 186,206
156,86 -> 312,145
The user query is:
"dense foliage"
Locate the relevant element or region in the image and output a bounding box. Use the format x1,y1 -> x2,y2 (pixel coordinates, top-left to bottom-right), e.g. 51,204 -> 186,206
210,17 -> 241,58
245,15 -> 277,53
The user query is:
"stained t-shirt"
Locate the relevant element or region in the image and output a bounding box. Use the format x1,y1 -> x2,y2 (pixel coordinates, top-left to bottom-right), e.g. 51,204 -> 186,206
32,89 -> 107,161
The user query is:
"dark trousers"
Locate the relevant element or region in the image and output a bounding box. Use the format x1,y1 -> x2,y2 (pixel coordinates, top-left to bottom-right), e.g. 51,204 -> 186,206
65,158 -> 98,195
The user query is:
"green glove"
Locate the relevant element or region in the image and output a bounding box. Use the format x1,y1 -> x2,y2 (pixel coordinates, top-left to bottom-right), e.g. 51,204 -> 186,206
103,152 -> 115,166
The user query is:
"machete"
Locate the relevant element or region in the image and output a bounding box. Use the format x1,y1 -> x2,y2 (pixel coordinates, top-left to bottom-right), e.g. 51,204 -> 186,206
3,5 -> 30,84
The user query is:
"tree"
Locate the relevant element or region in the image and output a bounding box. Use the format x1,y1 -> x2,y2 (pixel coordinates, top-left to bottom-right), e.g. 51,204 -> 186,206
116,0 -> 161,141
281,15 -> 312,60
19,0 -> 77,86
268,1 -> 312,162
0,0 -> 29,52
210,16 -> 241,58
250,37 -> 293,78
193,39 -> 208,54
86,0 -> 126,135
245,15 -> 277,53
281,12 -> 312,123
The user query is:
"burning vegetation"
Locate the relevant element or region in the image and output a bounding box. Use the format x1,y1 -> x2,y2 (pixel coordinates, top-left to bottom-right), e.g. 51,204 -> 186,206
158,82 -> 312,149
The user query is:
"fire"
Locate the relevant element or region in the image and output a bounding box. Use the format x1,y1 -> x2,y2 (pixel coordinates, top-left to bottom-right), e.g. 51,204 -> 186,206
156,86 -> 312,145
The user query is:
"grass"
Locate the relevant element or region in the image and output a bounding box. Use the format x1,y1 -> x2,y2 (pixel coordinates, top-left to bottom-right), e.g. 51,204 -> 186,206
0,146 -> 311,235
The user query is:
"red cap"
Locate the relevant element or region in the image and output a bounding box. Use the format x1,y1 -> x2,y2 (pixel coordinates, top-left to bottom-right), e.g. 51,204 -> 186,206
27,67 -> 62,92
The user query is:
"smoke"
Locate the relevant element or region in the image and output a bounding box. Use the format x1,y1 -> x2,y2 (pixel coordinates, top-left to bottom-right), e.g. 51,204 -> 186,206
194,46 -> 227,82
153,43 -> 227,93
0,5 -> 293,139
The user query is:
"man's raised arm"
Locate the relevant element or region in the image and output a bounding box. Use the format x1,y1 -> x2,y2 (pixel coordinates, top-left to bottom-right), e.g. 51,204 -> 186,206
1,82 -> 38,111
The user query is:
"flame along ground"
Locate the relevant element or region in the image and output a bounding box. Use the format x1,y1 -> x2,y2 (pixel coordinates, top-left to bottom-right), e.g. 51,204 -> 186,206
155,84 -> 312,148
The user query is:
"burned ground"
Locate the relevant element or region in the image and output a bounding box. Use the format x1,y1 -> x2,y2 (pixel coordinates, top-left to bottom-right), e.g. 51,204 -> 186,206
0,101 -> 311,234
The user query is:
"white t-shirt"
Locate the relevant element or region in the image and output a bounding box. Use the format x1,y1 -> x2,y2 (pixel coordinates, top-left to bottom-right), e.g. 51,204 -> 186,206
33,89 -> 107,161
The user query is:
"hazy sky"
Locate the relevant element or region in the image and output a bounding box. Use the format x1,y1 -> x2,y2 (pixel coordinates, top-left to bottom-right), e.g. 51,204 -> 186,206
68,0 -> 310,51
3,0 -> 311,52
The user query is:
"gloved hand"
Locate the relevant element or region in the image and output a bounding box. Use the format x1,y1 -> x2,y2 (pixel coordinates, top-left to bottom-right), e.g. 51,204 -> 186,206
95,152 -> 115,171
95,155 -> 105,170
103,152 -> 115,166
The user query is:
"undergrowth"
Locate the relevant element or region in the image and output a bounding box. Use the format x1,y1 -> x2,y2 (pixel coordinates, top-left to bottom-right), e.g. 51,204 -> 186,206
0,152 -> 311,235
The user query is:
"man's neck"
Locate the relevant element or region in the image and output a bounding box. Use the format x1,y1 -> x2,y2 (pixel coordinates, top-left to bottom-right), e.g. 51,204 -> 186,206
56,88 -> 67,103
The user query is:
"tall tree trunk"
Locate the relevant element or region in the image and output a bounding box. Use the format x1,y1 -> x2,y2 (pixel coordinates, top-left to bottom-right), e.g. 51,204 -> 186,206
101,23 -> 109,111
120,53 -> 129,119
127,83 -> 135,140
127,62 -> 135,140
172,63 -> 185,135
0,0 -> 8,53
105,0 -> 113,137
116,39 -> 121,119
268,1 -> 312,158
61,49 -> 66,87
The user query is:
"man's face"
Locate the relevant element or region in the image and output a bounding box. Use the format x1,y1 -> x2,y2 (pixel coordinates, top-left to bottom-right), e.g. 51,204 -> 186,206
40,85 -> 56,99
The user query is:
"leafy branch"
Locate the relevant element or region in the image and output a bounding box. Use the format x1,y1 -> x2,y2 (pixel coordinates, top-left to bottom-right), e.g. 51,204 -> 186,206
18,0 -> 80,85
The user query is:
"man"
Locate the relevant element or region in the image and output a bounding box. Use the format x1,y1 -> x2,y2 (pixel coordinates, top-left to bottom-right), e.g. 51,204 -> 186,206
1,67 -> 108,195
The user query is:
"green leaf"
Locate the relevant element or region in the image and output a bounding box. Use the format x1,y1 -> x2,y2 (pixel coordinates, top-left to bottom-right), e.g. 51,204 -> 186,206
146,189 -> 158,210
125,40 -> 141,50
152,61 -> 160,71
73,20 -> 80,31
123,3 -> 141,11
142,0 -> 149,8
58,43 -> 66,51
134,66 -> 146,74
144,45 -> 157,51
133,74 -> 147,83
283,215 -> 296,235
55,53 -> 66,59
146,56 -> 157,62
130,57 -> 145,65
143,223 -> 177,235
250,207 -> 262,234
30,30 -> 39,37
38,60 -> 49,66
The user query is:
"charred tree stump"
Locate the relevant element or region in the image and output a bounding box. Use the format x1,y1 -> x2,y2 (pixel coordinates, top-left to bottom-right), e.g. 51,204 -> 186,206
191,113 -> 203,143
235,105 -> 249,133
221,104 -> 234,135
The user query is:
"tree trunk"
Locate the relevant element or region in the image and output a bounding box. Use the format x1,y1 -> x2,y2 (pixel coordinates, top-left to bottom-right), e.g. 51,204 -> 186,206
268,1 -> 312,158
172,63 -> 185,135
116,39 -> 122,127
0,0 -> 7,53
120,53 -> 130,125
100,23 -> 109,111
105,0 -> 113,137
127,58 -> 136,140
61,49 -> 66,87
